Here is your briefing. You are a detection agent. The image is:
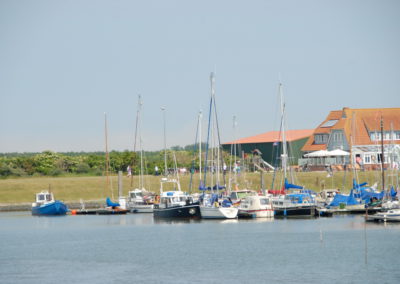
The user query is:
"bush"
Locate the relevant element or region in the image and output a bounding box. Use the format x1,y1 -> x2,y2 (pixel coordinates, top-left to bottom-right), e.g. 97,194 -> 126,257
76,163 -> 90,174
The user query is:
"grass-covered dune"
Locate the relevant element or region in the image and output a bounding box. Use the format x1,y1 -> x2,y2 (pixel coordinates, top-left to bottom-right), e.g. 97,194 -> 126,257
0,170 -> 390,204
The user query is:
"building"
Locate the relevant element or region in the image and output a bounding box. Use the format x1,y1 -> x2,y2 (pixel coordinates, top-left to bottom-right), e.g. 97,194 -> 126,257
222,129 -> 314,167
301,107 -> 400,170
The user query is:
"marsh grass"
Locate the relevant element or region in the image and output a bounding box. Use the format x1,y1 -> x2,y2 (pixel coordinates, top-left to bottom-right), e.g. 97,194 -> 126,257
0,170 -> 393,204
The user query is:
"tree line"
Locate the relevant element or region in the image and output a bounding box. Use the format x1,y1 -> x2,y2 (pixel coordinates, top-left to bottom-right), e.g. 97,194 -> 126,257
0,143 -> 236,178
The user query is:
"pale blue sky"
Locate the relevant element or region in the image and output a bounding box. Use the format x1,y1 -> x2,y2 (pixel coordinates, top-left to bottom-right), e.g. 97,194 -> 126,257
1,0 -> 399,152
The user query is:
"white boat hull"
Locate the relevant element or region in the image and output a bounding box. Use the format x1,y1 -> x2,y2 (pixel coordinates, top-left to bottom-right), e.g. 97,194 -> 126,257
200,206 -> 238,219
367,210 -> 400,222
239,209 -> 274,218
130,204 -> 154,213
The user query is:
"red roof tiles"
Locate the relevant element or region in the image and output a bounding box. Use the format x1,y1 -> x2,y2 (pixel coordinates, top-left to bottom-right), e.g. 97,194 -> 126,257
224,129 -> 314,145
302,107 -> 400,152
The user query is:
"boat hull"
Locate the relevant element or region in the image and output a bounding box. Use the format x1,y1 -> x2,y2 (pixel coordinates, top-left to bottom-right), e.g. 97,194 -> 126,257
238,209 -> 274,218
274,205 -> 317,217
130,204 -> 154,213
153,203 -> 200,218
200,206 -> 238,219
32,201 -> 68,216
366,210 -> 400,222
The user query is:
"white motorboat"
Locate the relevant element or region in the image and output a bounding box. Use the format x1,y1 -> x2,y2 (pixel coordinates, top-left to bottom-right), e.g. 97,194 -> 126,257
238,195 -> 274,218
366,209 -> 400,222
126,189 -> 154,213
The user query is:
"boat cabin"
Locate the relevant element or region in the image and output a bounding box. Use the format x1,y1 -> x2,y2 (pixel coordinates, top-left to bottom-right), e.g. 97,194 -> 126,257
240,195 -> 272,209
229,190 -> 257,203
129,189 -> 144,200
35,191 -> 54,204
273,193 -> 314,206
159,191 -> 194,207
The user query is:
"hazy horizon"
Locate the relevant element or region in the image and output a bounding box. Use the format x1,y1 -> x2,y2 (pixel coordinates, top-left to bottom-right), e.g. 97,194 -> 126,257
1,0 -> 399,153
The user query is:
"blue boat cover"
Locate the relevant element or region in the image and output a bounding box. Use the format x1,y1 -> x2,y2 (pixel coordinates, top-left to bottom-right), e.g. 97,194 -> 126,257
328,189 -> 360,207
221,199 -> 232,207
106,197 -> 120,207
284,178 -> 303,190
390,186 -> 397,198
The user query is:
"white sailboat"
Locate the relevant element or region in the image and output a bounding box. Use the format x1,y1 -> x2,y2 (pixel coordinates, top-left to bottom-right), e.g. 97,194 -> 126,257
125,95 -> 154,213
270,83 -> 317,217
199,72 -> 238,219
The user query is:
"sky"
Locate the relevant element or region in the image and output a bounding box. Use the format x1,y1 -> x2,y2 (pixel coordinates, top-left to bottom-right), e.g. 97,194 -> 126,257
0,0 -> 399,153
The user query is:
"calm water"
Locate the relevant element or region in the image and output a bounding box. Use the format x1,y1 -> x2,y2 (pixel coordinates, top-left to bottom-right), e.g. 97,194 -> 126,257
0,212 -> 399,284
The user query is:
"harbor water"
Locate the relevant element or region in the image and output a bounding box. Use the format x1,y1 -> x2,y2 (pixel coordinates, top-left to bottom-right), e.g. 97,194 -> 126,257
0,212 -> 399,284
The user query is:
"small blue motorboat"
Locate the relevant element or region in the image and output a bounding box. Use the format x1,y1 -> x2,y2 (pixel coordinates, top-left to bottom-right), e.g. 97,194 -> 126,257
31,191 -> 69,216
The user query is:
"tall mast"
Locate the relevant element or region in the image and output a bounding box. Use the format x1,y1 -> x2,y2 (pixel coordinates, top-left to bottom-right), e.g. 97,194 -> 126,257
380,115 -> 385,191
131,94 -> 143,187
138,96 -> 144,189
279,83 -> 288,179
198,110 -> 202,180
104,112 -> 113,199
233,115 -> 237,185
161,107 -> 167,176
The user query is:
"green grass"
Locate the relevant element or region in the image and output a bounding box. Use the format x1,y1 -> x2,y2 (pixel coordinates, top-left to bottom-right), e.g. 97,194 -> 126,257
0,170 -> 394,204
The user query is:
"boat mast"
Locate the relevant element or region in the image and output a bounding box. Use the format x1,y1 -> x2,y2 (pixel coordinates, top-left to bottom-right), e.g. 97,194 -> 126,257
203,73 -> 213,189
161,107 -> 167,176
380,115 -> 385,192
279,83 -> 288,180
104,112 -> 113,200
139,96 -> 144,190
198,110 -> 202,180
131,95 -> 144,188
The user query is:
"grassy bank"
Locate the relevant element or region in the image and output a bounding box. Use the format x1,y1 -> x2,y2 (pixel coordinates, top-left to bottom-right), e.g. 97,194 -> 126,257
0,170 -> 392,204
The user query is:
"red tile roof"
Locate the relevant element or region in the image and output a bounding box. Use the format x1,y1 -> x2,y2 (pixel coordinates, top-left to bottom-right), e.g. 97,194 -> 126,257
224,129 -> 314,145
302,107 -> 400,152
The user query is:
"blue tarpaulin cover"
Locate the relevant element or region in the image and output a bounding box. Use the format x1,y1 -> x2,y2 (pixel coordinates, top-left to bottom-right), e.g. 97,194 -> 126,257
328,189 -> 360,207
284,178 -> 304,190
106,197 -> 120,207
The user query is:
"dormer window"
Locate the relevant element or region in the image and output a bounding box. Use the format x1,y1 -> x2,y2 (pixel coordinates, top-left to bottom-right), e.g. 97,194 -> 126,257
314,134 -> 329,144
321,120 -> 338,128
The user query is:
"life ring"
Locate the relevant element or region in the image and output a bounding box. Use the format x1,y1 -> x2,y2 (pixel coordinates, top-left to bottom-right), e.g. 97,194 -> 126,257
189,208 -> 196,215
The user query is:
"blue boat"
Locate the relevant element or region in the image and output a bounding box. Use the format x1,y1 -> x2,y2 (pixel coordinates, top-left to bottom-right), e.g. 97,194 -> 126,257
31,191 -> 69,216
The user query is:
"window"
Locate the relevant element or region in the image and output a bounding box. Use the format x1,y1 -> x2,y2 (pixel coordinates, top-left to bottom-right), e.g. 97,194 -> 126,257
315,134 -> 328,144
364,155 -> 371,164
321,120 -> 338,128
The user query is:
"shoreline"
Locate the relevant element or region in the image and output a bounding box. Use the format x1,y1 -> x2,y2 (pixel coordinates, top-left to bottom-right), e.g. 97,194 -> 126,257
0,201 -> 104,212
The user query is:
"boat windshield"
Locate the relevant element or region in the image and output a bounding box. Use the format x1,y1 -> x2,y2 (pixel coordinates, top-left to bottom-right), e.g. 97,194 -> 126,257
260,198 -> 270,205
130,192 -> 143,198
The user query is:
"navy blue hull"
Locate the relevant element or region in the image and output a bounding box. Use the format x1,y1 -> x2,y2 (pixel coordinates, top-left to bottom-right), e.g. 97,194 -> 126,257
153,203 -> 201,218
274,205 -> 317,217
32,201 -> 68,216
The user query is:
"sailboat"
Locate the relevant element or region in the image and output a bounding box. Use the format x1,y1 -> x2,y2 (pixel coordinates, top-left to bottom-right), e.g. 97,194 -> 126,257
199,72 -> 238,219
269,83 -> 317,217
99,113 -> 128,214
153,108 -> 201,218
125,95 -> 154,213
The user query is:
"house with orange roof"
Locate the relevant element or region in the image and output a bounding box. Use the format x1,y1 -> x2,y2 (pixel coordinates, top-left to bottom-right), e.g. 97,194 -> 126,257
222,129 -> 314,167
301,107 -> 400,170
